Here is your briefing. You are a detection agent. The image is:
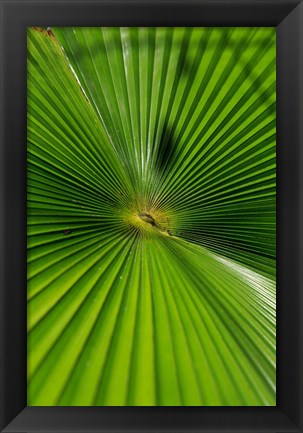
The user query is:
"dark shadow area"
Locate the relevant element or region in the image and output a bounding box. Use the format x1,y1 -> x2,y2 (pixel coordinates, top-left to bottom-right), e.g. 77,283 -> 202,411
155,121 -> 176,173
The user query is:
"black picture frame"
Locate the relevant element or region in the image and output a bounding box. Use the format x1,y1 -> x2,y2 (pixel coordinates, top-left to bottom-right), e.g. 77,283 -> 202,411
0,0 -> 302,432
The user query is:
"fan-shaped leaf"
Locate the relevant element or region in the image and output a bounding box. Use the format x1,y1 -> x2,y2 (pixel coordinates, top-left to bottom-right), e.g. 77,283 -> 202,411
27,27 -> 276,406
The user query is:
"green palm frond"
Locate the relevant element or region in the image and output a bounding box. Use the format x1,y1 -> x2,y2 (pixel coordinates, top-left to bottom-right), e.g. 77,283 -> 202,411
27,26 -> 276,406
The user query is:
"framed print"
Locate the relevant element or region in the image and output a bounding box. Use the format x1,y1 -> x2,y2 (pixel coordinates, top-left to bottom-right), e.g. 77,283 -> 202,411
0,0 -> 302,432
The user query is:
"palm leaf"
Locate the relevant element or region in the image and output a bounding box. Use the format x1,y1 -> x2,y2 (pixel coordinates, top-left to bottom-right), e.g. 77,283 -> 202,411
27,26 -> 276,406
